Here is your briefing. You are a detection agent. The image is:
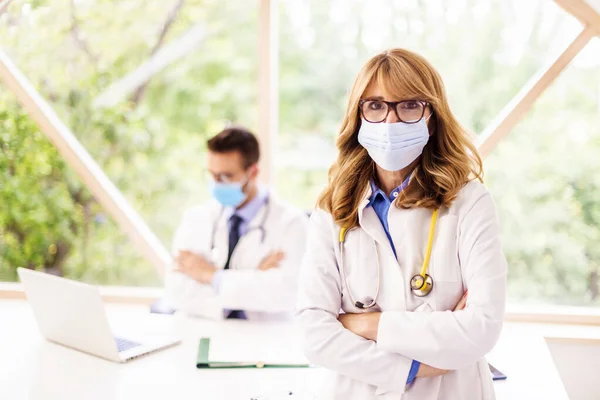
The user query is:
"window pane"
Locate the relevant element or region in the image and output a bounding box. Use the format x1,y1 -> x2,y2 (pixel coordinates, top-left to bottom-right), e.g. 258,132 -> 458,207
0,0 -> 258,285
278,0 -> 576,209
486,37 -> 600,306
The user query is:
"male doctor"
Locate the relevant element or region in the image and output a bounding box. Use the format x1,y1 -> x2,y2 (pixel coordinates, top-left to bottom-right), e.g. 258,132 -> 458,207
164,126 -> 309,320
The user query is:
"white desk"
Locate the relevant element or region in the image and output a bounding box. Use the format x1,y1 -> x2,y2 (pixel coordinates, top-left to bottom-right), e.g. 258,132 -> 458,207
0,300 -> 569,400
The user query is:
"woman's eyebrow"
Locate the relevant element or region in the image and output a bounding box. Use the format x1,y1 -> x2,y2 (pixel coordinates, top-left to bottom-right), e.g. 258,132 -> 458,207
362,96 -> 423,101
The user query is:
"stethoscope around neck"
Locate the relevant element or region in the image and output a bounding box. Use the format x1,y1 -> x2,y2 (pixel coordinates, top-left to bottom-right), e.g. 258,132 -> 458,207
338,208 -> 439,309
210,195 -> 272,251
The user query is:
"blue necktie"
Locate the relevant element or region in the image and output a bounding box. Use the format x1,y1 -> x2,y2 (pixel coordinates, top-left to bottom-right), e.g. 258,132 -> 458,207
225,214 -> 243,270
225,214 -> 245,319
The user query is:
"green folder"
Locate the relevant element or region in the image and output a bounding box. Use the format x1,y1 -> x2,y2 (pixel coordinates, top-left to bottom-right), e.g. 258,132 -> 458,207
196,337 -> 311,369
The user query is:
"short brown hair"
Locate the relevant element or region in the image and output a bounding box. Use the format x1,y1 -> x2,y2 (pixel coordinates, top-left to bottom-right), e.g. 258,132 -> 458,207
207,126 -> 260,168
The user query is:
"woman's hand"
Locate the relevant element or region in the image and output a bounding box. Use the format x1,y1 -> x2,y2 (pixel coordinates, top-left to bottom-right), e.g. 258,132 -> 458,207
454,290 -> 468,311
338,291 -> 467,377
338,290 -> 467,340
412,290 -> 467,380
338,312 -> 381,341
416,363 -> 449,378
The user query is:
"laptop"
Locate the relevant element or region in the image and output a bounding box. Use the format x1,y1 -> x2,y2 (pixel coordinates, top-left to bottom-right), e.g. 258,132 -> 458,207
17,267 -> 181,363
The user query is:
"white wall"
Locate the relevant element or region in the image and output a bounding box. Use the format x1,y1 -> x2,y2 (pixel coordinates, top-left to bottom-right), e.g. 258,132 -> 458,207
547,340 -> 600,400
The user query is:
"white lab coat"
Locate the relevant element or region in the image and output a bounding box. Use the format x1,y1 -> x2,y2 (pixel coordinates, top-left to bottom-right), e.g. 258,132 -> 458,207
165,192 -> 309,321
296,181 -> 507,399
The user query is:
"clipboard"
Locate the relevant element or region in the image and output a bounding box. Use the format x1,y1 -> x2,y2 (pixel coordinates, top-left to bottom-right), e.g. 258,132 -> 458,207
196,338 -> 311,369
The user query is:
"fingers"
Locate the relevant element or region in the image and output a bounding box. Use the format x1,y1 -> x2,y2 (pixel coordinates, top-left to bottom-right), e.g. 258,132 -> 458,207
459,290 -> 468,308
417,364 -> 450,378
176,251 -> 190,262
175,251 -> 190,267
258,251 -> 286,271
173,267 -> 189,278
263,252 -> 284,264
175,251 -> 208,271
417,364 -> 434,378
337,313 -> 352,329
174,257 -> 190,272
175,255 -> 197,273
174,255 -> 189,271
258,260 -> 278,271
178,250 -> 285,272
455,297 -> 466,311
454,290 -> 468,311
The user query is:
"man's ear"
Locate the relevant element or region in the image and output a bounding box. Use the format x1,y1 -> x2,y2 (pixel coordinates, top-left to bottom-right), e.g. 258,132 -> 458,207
248,163 -> 260,180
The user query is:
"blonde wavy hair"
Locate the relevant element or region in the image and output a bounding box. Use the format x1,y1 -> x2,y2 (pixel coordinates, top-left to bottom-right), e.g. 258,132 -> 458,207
317,48 -> 483,228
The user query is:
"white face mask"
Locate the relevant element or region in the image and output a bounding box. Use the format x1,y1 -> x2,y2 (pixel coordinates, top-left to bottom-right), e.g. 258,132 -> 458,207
357,118 -> 430,171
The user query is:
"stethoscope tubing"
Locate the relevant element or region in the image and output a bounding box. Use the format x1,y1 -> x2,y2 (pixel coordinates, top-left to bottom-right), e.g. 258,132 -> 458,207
210,195 -> 271,252
339,208 -> 439,309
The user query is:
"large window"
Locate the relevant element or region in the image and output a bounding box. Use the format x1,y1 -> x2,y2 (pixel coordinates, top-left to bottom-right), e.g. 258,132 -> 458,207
1,0 -> 599,308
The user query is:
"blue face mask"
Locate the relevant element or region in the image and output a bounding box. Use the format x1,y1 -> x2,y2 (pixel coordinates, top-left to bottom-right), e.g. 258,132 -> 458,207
210,178 -> 248,208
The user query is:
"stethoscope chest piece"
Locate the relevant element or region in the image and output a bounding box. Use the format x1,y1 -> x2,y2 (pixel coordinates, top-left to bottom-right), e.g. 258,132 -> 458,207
410,273 -> 433,297
338,208 -> 439,306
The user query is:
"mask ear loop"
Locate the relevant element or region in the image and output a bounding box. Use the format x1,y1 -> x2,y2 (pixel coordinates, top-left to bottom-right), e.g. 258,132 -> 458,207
423,105 -> 434,129
370,160 -> 377,185
240,162 -> 260,196
236,167 -> 255,200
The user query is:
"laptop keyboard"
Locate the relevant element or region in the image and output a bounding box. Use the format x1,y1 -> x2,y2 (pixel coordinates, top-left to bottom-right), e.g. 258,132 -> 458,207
115,337 -> 141,352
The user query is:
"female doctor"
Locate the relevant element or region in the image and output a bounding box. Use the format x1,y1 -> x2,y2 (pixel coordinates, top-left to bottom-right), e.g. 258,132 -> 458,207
296,48 -> 507,399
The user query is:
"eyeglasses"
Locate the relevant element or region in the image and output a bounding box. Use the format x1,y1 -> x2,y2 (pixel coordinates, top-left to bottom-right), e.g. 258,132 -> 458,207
205,170 -> 248,184
359,99 -> 430,124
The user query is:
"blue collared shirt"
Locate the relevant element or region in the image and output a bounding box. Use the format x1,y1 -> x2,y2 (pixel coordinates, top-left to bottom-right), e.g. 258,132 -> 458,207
367,179 -> 420,385
223,187 -> 268,237
212,187 -> 268,292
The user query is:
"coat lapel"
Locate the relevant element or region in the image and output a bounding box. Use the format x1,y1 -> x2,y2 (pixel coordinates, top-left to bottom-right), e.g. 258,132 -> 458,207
357,186 -> 398,262
212,210 -> 231,268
